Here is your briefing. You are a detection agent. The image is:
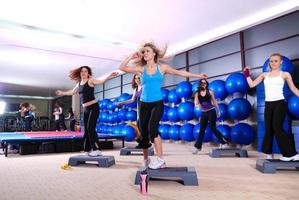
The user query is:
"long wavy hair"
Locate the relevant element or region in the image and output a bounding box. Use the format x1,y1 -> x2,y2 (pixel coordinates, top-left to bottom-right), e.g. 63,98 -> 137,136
131,74 -> 139,89
197,79 -> 209,92
69,66 -> 92,82
133,42 -> 167,66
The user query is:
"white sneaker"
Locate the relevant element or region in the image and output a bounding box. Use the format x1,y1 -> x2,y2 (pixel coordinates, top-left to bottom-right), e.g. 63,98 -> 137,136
148,157 -> 166,169
219,144 -> 229,149
84,151 -> 90,156
266,154 -> 274,160
280,154 -> 299,161
141,158 -> 151,168
192,147 -> 201,154
88,150 -> 102,157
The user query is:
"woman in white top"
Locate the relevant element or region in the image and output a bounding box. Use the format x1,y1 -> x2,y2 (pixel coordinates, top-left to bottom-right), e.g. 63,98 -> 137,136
243,53 -> 299,161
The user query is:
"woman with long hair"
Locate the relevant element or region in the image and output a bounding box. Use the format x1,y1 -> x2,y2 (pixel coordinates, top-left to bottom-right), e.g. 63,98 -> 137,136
244,53 -> 299,161
56,66 -> 118,156
119,42 -> 208,169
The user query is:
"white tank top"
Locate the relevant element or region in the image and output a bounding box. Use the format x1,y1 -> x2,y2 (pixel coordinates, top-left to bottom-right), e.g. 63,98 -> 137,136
264,72 -> 285,102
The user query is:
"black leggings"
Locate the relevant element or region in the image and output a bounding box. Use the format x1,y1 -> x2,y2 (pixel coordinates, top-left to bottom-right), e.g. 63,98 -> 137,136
83,103 -> 100,151
24,117 -> 32,131
263,100 -> 297,157
194,108 -> 228,149
70,119 -> 76,131
138,100 -> 164,149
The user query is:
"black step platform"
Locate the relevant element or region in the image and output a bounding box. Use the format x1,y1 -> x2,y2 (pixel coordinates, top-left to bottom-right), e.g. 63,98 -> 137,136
210,148 -> 248,158
68,155 -> 115,168
120,146 -> 154,156
135,167 -> 198,186
256,159 -> 299,173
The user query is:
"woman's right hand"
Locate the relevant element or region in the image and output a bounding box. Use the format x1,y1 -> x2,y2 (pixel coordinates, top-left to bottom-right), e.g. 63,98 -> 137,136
55,90 -> 63,96
243,67 -> 250,77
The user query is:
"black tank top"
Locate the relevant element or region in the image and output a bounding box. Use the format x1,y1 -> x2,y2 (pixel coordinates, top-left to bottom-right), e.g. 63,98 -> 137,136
79,81 -> 95,104
198,90 -> 214,110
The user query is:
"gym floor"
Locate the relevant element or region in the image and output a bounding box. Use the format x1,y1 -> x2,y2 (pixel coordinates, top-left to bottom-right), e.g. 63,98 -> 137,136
1,141 -> 298,200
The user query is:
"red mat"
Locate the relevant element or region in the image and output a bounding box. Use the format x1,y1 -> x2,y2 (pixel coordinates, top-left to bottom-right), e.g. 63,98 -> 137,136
20,131 -> 83,138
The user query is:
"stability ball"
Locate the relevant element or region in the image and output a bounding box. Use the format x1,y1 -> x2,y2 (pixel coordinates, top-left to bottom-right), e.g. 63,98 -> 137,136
159,124 -> 170,140
161,105 -> 169,122
176,81 -> 192,99
167,106 -> 180,122
100,99 -> 110,110
168,125 -> 181,141
193,123 -> 213,142
179,123 -> 195,142
231,123 -> 255,145
228,98 -> 251,120
178,101 -> 194,121
288,95 -> 299,118
121,125 -> 136,142
194,106 -> 202,118
217,103 -> 228,120
263,55 -> 293,74
113,125 -> 122,135
113,111 -> 120,123
100,111 -> 108,123
168,89 -> 181,104
118,109 -> 128,121
126,94 -> 137,108
161,88 -> 169,103
225,73 -> 249,94
208,80 -> 228,100
213,124 -> 231,144
126,110 -> 137,121
192,81 -> 199,94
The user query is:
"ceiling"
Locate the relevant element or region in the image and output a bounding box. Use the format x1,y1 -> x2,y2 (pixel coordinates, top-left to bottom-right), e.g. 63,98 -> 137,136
0,0 -> 298,98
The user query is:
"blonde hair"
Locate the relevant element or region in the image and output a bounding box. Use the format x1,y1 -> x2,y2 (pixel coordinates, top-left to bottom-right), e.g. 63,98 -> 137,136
134,42 -> 167,66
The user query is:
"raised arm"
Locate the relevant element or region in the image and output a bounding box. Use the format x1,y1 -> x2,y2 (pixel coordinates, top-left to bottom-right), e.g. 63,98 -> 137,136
119,53 -> 144,74
284,72 -> 299,97
91,71 -> 119,85
243,67 -> 266,88
56,84 -> 79,96
162,64 -> 208,79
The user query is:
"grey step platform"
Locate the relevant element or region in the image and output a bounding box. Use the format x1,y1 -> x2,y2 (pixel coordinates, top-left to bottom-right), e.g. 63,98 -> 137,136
210,148 -> 248,158
256,159 -> 299,173
135,167 -> 198,186
120,146 -> 154,156
68,155 -> 115,168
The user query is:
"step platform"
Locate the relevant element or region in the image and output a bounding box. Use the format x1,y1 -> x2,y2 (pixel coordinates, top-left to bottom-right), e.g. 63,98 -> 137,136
68,155 -> 115,168
210,148 -> 248,158
135,167 -> 198,186
120,146 -> 154,156
256,159 -> 299,173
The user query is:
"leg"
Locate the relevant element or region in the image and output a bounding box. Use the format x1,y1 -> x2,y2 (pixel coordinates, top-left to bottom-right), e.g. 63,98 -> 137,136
83,109 -> 91,152
55,120 -> 61,131
86,107 -> 100,150
138,102 -> 152,160
70,120 -> 76,131
272,101 -> 297,157
194,112 -> 209,149
262,102 -> 274,155
60,115 -> 67,131
208,109 -> 228,144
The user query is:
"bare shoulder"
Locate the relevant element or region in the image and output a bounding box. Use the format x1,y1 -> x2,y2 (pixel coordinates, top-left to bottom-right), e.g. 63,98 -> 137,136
159,64 -> 171,73
281,71 -> 291,78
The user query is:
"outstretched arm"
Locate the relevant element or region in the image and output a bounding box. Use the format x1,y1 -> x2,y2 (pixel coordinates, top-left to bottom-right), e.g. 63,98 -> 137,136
92,71 -> 119,85
284,72 -> 299,97
56,84 -> 79,96
119,53 -> 143,74
243,67 -> 265,88
162,64 -> 208,79
117,90 -> 137,106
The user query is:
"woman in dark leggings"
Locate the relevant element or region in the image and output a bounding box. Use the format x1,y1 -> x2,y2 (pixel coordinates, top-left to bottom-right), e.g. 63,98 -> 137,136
65,108 -> 76,131
193,79 -> 229,154
244,53 -> 299,161
119,42 -> 207,169
56,66 -> 118,156
20,103 -> 33,131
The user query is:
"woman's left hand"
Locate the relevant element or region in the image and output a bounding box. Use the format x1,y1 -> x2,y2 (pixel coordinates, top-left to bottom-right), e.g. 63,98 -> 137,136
199,73 -> 208,79
217,110 -> 221,118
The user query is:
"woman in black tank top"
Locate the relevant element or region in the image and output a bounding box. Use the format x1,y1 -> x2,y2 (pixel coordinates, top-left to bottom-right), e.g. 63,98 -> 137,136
56,66 -> 118,157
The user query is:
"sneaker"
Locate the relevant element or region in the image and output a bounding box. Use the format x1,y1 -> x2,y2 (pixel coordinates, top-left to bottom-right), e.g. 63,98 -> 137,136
141,158 -> 151,168
266,154 -> 274,160
84,151 -> 90,156
148,157 -> 166,169
219,144 -> 229,149
192,147 -> 201,154
88,150 -> 102,157
280,154 -> 299,161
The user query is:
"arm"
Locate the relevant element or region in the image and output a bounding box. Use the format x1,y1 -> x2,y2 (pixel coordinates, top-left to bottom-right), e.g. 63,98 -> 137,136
117,90 -> 137,106
91,71 -> 119,85
194,92 -> 200,107
56,84 -> 79,96
243,67 -> 265,88
284,72 -> 299,97
119,53 -> 143,74
65,113 -> 71,120
162,64 -> 208,79
210,90 -> 220,117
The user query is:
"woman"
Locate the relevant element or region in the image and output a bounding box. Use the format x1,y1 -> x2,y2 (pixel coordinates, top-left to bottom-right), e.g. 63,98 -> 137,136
117,74 -> 142,145
20,102 -> 33,131
119,42 -> 208,169
193,79 -> 229,154
244,53 -> 299,161
65,108 -> 76,131
56,66 -> 118,157
53,102 -> 67,131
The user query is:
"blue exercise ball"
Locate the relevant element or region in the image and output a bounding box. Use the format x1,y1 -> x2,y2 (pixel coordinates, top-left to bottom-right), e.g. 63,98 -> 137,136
113,111 -> 120,123
228,98 -> 251,120
107,125 -> 113,134
100,99 -> 110,110
263,55 -> 293,74
176,81 -> 192,99
161,106 -> 169,122
100,111 -> 108,123
231,123 -> 255,145
161,88 -> 169,103
121,125 -> 136,142
288,95 -> 299,118
113,125 -> 122,135
107,101 -> 116,111
213,124 -> 231,144
225,73 -> 249,94
179,123 -> 195,142
178,101 -> 194,121
193,123 -> 213,142
126,110 -> 137,121
118,109 -> 128,121
168,89 -> 181,104
126,94 -> 137,108
107,114 -> 114,124
192,81 -> 199,94
194,106 -> 202,118
168,125 -> 181,141
167,106 -> 180,122
159,124 -> 170,140
217,103 -> 228,120
208,80 -> 228,100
